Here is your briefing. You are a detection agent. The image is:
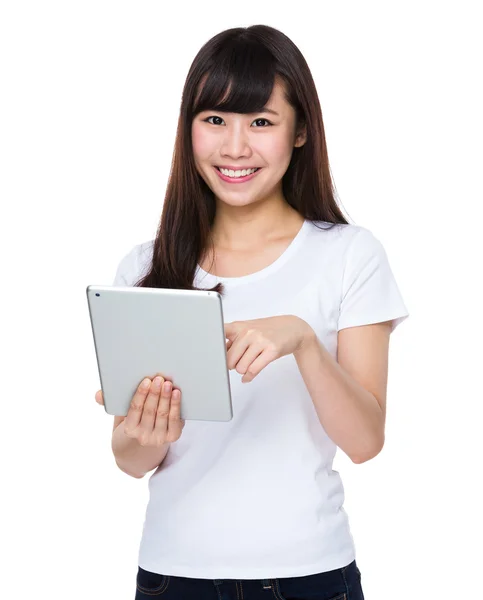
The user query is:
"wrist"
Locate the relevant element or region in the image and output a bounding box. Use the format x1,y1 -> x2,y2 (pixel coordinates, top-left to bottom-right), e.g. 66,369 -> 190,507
294,318 -> 317,358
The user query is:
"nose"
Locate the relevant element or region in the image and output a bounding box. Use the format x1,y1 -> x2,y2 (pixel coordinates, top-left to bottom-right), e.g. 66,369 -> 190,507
220,123 -> 252,160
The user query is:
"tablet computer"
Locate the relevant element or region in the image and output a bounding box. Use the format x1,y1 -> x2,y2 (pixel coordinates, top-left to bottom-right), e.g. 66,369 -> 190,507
86,285 -> 233,421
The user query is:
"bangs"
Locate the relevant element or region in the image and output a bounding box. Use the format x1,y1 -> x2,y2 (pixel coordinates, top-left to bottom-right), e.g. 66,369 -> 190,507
192,41 -> 280,116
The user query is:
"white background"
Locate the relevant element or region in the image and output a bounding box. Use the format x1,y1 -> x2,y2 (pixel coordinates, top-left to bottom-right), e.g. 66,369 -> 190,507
1,1 -> 481,598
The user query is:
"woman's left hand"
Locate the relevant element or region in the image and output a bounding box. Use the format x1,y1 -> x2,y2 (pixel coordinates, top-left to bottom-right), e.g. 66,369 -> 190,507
224,315 -> 314,383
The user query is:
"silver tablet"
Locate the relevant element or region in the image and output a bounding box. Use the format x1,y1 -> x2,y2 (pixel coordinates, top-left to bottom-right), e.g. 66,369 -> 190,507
86,285 -> 233,421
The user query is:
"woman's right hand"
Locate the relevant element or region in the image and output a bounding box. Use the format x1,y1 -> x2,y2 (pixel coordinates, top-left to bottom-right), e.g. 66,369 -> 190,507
95,376 -> 185,445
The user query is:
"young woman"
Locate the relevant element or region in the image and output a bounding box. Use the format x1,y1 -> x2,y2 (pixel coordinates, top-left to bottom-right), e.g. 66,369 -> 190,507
96,24 -> 409,600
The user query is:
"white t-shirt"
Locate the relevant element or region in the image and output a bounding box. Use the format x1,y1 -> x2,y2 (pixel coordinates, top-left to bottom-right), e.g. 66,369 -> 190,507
112,219 -> 409,579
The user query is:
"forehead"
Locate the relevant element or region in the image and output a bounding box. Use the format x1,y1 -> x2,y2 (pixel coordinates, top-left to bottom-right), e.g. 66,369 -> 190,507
193,73 -> 290,116
263,80 -> 287,108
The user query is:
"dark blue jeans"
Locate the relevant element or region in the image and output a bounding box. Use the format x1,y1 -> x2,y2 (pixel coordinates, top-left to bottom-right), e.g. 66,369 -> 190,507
135,559 -> 364,599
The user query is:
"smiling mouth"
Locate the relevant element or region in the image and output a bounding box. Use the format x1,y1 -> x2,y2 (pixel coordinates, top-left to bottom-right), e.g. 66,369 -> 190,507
215,167 -> 261,173
213,166 -> 263,183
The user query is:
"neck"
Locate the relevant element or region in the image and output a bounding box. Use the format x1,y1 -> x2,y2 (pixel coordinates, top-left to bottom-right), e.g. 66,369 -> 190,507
209,203 -> 304,252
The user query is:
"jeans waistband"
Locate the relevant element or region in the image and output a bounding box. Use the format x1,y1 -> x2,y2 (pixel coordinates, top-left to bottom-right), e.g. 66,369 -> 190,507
213,579 -> 272,589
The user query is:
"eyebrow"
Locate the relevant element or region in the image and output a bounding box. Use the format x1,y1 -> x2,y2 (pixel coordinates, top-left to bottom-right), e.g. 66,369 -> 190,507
254,108 -> 279,116
201,107 -> 280,117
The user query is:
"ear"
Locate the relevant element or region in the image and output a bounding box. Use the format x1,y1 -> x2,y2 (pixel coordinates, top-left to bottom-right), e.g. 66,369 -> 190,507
294,122 -> 307,148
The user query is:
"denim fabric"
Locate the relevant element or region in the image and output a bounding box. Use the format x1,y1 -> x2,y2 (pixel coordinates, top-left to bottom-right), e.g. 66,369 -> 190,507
135,559 -> 364,599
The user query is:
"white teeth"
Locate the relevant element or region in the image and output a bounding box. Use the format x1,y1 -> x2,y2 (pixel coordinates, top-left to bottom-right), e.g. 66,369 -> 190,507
218,167 -> 259,178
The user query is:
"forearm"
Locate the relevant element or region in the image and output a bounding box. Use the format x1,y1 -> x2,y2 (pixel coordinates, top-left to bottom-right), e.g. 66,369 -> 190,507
293,332 -> 384,463
112,423 -> 170,478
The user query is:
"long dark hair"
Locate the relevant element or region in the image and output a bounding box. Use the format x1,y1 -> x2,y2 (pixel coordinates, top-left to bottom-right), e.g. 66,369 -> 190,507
135,25 -> 349,294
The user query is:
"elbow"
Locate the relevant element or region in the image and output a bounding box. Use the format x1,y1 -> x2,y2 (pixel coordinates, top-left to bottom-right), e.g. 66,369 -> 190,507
351,453 -> 375,465
115,460 -> 145,479
350,434 -> 385,464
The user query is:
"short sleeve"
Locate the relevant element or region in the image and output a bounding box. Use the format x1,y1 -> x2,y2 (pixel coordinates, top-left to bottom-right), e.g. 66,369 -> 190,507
112,245 -> 138,286
337,227 -> 409,333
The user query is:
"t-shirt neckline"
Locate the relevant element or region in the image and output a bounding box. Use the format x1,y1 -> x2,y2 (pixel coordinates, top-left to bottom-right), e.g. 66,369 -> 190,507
195,219 -> 310,286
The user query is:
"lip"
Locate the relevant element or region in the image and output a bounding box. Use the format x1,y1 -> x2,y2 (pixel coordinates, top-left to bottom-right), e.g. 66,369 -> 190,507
213,166 -> 262,184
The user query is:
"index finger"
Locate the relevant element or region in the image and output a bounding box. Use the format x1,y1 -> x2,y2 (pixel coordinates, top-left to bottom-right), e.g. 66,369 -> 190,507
124,378 -> 152,431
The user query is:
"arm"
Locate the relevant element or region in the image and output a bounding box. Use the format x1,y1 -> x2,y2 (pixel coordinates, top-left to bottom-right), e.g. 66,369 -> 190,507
111,415 -> 171,478
293,320 -> 392,464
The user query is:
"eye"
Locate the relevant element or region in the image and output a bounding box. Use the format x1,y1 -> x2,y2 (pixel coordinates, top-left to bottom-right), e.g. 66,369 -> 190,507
203,116 -> 273,127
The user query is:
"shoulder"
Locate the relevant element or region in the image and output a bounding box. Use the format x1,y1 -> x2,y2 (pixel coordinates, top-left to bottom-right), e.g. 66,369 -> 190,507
306,220 -> 380,251
134,239 -> 156,280
115,239 -> 155,286
137,239 -> 155,262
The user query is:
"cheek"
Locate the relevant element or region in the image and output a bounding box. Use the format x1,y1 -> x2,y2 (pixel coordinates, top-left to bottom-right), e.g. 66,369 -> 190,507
258,133 -> 293,164
191,123 -> 213,159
